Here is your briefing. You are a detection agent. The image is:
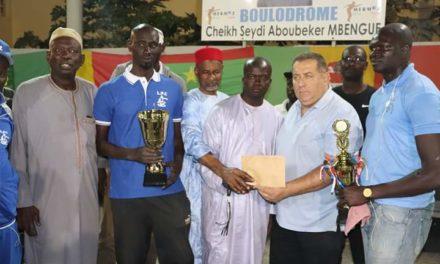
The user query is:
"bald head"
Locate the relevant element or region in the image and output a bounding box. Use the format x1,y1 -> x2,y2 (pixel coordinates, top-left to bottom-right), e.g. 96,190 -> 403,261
380,23 -> 413,49
130,24 -> 164,44
243,57 -> 272,76
241,57 -> 272,106
369,23 -> 413,81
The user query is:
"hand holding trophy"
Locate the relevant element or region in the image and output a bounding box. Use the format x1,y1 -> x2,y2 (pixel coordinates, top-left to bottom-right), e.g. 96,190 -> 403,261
138,109 -> 169,186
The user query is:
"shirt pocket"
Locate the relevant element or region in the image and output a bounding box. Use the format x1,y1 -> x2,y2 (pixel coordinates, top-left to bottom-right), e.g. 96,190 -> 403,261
298,122 -> 325,160
81,116 -> 96,149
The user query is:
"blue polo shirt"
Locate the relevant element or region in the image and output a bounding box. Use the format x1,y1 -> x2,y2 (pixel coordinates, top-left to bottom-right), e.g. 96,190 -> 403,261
94,66 -> 184,199
361,64 -> 440,208
0,94 -> 19,225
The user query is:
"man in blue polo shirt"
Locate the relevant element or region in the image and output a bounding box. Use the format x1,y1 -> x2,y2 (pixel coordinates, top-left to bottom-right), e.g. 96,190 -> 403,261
341,23 -> 440,264
0,39 -> 21,264
94,24 -> 193,264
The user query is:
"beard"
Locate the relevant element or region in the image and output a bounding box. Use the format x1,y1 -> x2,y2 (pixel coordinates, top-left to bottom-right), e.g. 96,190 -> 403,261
139,60 -> 154,70
342,71 -> 363,82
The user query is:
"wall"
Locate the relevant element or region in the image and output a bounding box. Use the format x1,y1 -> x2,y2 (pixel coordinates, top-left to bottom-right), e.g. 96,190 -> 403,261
0,0 -> 64,45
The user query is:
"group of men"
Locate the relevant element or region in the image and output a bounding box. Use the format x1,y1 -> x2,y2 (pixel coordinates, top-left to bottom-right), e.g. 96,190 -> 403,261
0,21 -> 439,264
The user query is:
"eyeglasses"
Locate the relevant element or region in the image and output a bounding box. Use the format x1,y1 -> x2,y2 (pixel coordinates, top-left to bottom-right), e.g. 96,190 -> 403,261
342,56 -> 366,64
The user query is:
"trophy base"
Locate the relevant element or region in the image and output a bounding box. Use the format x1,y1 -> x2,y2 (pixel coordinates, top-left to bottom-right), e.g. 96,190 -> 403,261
143,171 -> 167,186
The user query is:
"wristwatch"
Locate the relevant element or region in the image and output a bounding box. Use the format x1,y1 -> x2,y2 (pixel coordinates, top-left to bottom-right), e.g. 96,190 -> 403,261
363,187 -> 373,199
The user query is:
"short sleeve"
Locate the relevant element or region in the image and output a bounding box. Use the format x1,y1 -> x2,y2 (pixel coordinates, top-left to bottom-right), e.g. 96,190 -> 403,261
173,84 -> 184,122
93,85 -> 114,126
406,91 -> 440,136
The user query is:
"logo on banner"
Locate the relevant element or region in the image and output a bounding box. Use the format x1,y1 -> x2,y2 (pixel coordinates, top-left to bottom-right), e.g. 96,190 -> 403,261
207,6 -> 235,25
346,1 -> 381,22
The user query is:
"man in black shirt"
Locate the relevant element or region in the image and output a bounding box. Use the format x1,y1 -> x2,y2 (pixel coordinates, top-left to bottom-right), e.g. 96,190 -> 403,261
334,45 -> 375,136
333,45 -> 375,264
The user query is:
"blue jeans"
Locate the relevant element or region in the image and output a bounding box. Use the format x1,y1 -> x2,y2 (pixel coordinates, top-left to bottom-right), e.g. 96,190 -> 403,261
362,202 -> 433,264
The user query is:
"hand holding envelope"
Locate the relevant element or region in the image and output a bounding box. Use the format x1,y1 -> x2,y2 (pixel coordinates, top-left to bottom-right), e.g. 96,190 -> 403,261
241,155 -> 286,188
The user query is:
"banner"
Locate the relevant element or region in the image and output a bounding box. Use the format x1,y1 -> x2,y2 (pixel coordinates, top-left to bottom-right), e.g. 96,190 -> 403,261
90,47 -> 255,95
201,0 -> 386,41
7,44 -> 440,105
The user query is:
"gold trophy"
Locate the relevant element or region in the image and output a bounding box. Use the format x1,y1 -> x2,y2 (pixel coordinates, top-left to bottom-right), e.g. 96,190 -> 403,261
332,119 -> 355,186
332,119 -> 355,225
138,109 -> 169,186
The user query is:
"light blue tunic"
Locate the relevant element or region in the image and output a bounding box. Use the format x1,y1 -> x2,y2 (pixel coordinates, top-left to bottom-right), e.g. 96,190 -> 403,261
180,88 -> 228,264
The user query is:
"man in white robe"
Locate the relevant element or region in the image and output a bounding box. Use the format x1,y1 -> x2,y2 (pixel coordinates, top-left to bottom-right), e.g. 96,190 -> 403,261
180,47 -> 228,264
201,57 -> 283,264
12,28 -> 101,264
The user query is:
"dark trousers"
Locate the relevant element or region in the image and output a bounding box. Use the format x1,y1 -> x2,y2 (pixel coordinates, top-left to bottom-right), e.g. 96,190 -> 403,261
345,224 -> 365,264
111,192 -> 193,264
270,219 -> 345,264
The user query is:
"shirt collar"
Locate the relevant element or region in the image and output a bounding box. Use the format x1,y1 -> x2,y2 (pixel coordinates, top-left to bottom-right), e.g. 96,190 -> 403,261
123,64 -> 161,85
382,63 -> 414,90
158,61 -> 164,74
294,86 -> 333,112
313,87 -> 333,110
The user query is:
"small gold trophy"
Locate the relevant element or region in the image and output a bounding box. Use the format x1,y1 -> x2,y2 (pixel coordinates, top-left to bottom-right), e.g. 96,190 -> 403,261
138,109 -> 169,186
332,119 -> 355,224
332,119 -> 355,186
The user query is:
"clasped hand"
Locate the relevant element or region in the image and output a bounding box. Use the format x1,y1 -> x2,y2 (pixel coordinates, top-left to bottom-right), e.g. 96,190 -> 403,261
133,146 -> 163,164
17,206 -> 40,236
337,185 -> 369,207
219,167 -> 254,194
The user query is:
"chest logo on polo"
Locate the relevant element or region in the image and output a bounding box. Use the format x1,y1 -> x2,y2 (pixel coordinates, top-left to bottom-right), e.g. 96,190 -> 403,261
0,130 -> 9,146
157,91 -> 168,107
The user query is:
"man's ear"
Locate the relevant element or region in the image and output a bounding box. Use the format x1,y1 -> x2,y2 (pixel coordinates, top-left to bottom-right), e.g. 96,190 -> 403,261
194,65 -> 199,76
323,69 -> 331,83
401,44 -> 410,55
159,43 -> 166,54
46,50 -> 51,63
127,38 -> 133,52
79,54 -> 85,67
